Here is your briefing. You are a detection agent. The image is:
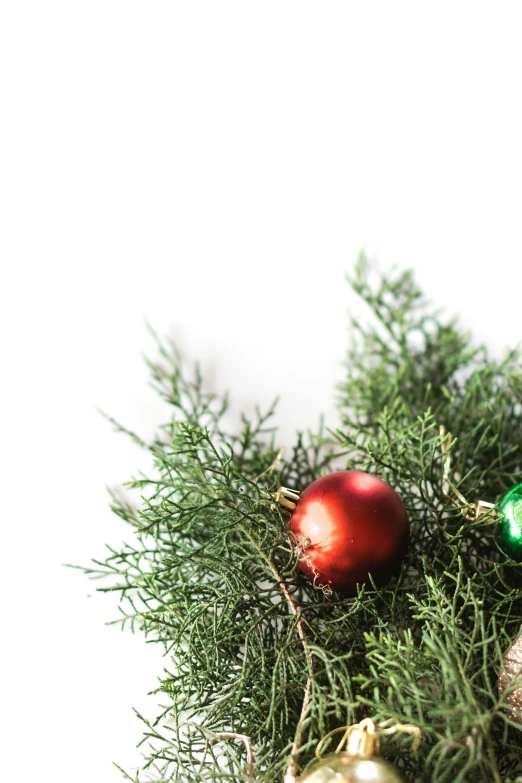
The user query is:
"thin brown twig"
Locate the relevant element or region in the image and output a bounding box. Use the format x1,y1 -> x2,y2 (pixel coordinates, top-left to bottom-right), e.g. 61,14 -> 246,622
214,732 -> 255,781
241,450 -> 314,782
266,560 -> 314,783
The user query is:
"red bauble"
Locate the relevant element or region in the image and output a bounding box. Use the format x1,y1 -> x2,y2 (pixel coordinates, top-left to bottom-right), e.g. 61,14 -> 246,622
288,470 -> 409,594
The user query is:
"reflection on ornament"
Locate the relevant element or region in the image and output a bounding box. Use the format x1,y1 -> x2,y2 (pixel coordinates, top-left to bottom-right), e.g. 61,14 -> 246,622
499,630 -> 522,720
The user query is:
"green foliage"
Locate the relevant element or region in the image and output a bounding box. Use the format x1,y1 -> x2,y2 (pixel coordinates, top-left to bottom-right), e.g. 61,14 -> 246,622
86,255 -> 522,782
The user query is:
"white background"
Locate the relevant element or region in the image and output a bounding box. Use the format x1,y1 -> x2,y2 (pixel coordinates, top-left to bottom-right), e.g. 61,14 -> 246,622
2,3 -> 522,781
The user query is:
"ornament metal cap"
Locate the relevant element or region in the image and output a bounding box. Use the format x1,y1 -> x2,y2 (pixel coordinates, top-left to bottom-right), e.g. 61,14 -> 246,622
273,486 -> 301,513
315,719 -> 381,761
346,723 -> 381,758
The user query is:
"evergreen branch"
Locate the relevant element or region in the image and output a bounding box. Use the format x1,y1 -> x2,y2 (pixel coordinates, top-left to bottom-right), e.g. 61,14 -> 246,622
82,258 -> 522,782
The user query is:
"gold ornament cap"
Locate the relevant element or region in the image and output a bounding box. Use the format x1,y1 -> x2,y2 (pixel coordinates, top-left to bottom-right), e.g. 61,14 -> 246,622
345,724 -> 380,758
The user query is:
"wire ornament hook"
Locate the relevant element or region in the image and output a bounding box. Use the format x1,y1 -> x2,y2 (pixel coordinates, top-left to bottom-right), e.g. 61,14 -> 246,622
253,444 -> 302,513
440,426 -> 497,522
314,718 -> 421,761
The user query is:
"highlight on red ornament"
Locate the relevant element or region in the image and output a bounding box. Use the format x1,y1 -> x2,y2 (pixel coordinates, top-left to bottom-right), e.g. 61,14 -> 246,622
283,471 -> 409,595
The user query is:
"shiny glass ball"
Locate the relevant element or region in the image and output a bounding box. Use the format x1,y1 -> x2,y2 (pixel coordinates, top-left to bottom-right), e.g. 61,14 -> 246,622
298,754 -> 407,783
288,470 -> 409,594
495,482 -> 522,562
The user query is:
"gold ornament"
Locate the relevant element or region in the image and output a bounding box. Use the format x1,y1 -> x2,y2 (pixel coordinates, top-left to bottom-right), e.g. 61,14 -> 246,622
297,719 -> 419,783
298,755 -> 406,783
499,630 -> 522,720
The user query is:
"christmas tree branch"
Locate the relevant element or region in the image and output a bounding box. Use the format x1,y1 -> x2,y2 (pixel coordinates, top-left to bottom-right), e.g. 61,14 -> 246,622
83,257 -> 522,782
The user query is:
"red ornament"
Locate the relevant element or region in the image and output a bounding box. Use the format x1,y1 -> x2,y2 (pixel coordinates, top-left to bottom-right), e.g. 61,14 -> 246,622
287,470 -> 409,595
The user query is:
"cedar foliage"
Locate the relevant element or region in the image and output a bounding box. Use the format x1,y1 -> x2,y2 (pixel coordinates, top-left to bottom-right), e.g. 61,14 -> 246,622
84,255 -> 522,782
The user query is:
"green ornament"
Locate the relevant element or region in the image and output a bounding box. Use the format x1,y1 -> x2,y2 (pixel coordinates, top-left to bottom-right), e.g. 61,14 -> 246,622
495,482 -> 522,562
